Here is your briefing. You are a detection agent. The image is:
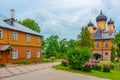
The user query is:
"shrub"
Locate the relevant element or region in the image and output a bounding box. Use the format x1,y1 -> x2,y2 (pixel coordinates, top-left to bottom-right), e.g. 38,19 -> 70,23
83,62 -> 92,72
92,63 -> 102,71
67,47 -> 91,70
61,59 -> 68,67
110,64 -> 115,70
0,64 -> 5,67
83,65 -> 92,72
103,64 -> 110,72
50,56 -> 56,61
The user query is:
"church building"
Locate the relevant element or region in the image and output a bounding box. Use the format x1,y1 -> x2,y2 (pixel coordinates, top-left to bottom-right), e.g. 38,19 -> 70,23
87,11 -> 117,61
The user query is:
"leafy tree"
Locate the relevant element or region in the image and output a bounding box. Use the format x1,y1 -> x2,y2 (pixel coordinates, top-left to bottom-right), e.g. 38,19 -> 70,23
67,39 -> 76,48
114,33 -> 120,60
44,35 -> 59,58
42,37 -> 46,58
59,38 -> 68,58
111,46 -> 116,62
77,27 -> 94,48
18,18 -> 40,33
67,47 -> 91,70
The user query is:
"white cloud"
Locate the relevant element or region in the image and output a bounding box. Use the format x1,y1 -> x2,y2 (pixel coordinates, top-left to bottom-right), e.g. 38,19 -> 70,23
1,0 -> 120,40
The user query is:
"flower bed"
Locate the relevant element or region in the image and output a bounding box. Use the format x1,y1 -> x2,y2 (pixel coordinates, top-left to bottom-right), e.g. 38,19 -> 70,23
61,59 -> 68,67
103,64 -> 110,72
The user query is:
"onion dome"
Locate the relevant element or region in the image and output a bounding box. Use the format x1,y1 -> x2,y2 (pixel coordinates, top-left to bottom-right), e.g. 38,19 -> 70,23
88,20 -> 94,26
107,18 -> 114,24
93,26 -> 97,30
96,10 -> 107,22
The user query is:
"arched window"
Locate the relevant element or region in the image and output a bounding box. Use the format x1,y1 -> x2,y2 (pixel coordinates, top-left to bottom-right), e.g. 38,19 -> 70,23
105,52 -> 108,56
105,41 -> 108,48
96,42 -> 99,48
26,50 -> 31,58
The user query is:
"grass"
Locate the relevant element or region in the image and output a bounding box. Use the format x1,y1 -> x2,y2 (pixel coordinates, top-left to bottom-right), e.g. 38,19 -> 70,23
53,64 -> 120,80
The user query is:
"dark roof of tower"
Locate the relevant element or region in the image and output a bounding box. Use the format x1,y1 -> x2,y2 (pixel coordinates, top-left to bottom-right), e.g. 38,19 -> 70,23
107,18 -> 114,24
93,26 -> 97,30
88,20 -> 94,26
96,10 -> 107,22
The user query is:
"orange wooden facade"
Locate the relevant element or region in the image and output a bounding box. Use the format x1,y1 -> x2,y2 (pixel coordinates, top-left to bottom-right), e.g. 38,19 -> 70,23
0,27 -> 42,64
93,39 -> 113,61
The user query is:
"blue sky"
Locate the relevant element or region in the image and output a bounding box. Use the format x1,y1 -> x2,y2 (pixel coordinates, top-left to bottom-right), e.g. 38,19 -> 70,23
0,0 -> 120,40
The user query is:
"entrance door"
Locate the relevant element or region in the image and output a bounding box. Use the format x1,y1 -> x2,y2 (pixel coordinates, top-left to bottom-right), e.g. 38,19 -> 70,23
93,53 -> 102,61
1,51 -> 9,63
95,55 -> 99,60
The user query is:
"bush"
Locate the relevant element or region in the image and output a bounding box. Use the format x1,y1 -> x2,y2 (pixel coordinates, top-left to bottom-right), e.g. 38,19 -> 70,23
83,65 -> 91,72
50,56 -> 56,61
110,64 -> 115,70
83,62 -> 92,72
0,64 -> 5,67
67,47 -> 91,70
61,59 -> 68,67
92,63 -> 102,71
103,64 -> 110,72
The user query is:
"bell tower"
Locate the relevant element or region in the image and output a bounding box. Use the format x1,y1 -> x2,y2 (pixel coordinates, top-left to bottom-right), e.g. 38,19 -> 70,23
87,20 -> 94,33
96,10 -> 107,31
108,18 -> 114,33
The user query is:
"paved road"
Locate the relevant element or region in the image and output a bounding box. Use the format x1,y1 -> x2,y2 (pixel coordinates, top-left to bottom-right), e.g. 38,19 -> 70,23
2,68 -> 110,80
0,62 -> 110,80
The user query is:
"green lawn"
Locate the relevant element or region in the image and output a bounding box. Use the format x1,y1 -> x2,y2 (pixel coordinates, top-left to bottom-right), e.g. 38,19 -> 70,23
53,64 -> 120,80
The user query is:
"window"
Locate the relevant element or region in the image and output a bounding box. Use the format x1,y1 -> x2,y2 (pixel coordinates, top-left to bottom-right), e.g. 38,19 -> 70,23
36,51 -> 40,58
0,29 -> 3,39
12,50 -> 18,59
36,37 -> 40,43
26,50 -> 31,58
96,42 -> 99,48
13,32 -> 18,40
105,52 -> 108,56
105,41 -> 108,48
26,34 -> 31,42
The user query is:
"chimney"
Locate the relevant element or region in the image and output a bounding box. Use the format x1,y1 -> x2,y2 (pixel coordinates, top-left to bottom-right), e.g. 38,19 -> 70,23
10,9 -> 15,25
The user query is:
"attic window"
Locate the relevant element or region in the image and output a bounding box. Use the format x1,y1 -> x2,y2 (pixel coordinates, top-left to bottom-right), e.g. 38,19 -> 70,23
4,19 -> 15,25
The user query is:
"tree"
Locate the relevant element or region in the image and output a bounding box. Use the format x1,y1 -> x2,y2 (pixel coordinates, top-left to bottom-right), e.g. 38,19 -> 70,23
67,39 -> 76,48
59,38 -> 68,58
77,27 -> 94,48
114,33 -> 120,60
111,46 -> 116,62
44,35 -> 59,58
18,18 -> 40,33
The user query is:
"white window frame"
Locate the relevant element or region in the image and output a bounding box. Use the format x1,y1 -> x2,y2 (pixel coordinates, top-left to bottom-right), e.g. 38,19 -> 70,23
26,50 -> 31,58
96,42 -> 99,48
0,29 -> 3,39
105,41 -> 108,48
36,36 -> 40,43
26,34 -> 31,42
12,32 -> 18,40
36,51 -> 40,58
12,50 -> 18,59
